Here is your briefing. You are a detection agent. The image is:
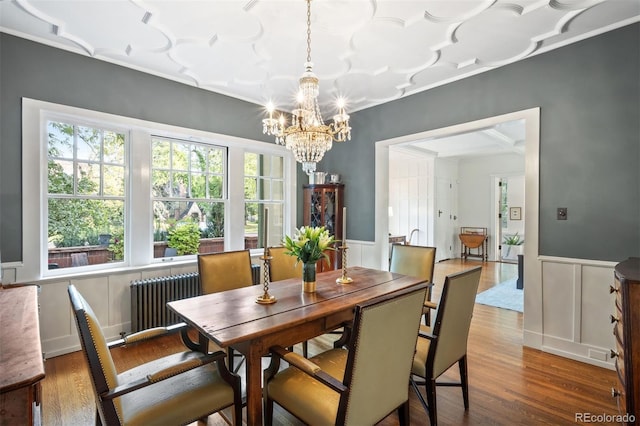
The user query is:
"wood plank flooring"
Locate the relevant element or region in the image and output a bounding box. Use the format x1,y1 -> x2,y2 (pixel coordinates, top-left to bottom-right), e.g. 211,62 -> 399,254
40,259 -> 621,425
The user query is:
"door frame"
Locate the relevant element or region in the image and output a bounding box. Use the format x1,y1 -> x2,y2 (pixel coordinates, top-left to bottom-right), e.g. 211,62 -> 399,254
374,107 -> 540,322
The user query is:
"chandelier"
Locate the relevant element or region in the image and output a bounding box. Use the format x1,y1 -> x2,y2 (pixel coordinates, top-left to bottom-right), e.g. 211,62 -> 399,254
262,0 -> 351,175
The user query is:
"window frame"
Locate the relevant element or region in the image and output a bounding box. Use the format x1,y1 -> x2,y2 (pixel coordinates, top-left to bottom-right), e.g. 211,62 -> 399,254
21,98 -> 296,282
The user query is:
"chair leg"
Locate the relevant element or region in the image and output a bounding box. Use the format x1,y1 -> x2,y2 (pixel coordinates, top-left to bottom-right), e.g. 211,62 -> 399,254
227,348 -> 234,372
459,355 -> 469,410
425,377 -> 437,426
302,340 -> 308,358
397,400 -> 410,425
264,396 -> 274,426
410,376 -> 429,415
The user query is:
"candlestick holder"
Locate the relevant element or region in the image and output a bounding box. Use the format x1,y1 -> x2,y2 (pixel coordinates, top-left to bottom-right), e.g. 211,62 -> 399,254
336,245 -> 353,284
256,255 -> 277,304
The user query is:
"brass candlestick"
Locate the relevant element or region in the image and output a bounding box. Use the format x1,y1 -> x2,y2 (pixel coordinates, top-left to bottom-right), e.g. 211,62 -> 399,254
336,245 -> 353,284
256,255 -> 277,304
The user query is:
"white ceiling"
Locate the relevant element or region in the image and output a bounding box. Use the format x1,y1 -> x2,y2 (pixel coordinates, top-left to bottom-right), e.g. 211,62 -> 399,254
1,0 -> 637,158
1,0 -> 638,115
410,118 -> 526,158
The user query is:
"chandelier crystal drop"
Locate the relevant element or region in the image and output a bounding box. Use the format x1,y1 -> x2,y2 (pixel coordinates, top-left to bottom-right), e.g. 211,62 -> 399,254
261,0 -> 351,175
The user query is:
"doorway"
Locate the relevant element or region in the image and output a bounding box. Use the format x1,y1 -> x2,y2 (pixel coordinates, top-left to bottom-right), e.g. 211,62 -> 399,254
374,108 -> 540,320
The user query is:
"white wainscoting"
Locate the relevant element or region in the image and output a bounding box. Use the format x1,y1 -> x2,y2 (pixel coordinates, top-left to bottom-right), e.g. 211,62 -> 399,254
2,251 -> 620,367
35,262 -> 200,358
523,256 -> 617,370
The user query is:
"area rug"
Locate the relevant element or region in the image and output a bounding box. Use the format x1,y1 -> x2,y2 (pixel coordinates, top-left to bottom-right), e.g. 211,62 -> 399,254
475,277 -> 523,312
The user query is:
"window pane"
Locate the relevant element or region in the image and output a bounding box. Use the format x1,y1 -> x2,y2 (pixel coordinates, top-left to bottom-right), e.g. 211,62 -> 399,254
152,200 -> 225,257
76,126 -> 101,161
152,170 -> 170,197
209,175 -> 223,198
244,177 -> 257,199
48,198 -> 125,267
103,131 -> 125,164
245,152 -> 257,175
104,165 -> 125,196
191,146 -> 208,173
76,162 -> 100,195
244,203 -> 283,250
172,172 -> 189,197
47,122 -> 73,159
191,173 -> 206,198
271,156 -> 284,178
209,149 -> 224,174
48,159 -> 74,194
172,143 -> 189,170
47,121 -> 127,271
153,139 -> 170,168
258,179 -> 270,201
272,180 -> 284,200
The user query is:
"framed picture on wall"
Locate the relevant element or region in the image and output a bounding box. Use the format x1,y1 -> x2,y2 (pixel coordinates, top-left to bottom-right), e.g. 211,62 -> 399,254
509,207 -> 522,220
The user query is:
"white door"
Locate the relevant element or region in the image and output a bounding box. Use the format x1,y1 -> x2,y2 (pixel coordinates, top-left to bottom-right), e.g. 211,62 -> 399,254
435,177 -> 455,261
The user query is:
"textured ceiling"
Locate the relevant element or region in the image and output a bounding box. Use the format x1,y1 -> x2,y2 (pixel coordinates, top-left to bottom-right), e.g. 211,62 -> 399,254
1,0 -> 638,117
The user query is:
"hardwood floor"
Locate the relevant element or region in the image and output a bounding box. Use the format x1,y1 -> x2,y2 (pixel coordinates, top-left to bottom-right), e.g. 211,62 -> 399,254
41,259 -> 620,425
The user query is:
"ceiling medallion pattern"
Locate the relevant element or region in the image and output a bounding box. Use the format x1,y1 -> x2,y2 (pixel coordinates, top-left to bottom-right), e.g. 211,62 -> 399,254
0,1 -> 637,113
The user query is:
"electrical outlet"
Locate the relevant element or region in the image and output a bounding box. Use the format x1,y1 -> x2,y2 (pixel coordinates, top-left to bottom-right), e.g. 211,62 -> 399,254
557,207 -> 567,220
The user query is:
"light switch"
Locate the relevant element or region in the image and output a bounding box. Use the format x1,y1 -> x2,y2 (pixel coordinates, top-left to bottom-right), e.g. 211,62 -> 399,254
557,207 -> 567,220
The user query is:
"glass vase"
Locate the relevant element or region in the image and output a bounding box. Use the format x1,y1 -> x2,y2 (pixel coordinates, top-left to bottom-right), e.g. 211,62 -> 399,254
302,261 -> 317,293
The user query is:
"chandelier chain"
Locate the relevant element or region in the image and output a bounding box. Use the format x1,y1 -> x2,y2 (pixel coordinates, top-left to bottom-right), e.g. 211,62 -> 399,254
306,0 -> 312,63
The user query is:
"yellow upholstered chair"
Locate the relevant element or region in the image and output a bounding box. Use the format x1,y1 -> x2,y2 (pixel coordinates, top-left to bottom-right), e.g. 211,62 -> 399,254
410,266 -> 482,426
267,246 -> 302,282
198,249 -> 254,294
267,246 -> 310,356
389,244 -> 437,325
263,283 -> 428,426
68,284 -> 242,426
197,249 -> 254,371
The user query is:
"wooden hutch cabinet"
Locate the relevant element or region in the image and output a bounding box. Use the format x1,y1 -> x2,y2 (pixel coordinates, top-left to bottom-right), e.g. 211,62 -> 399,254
303,183 -> 344,271
611,257 -> 640,425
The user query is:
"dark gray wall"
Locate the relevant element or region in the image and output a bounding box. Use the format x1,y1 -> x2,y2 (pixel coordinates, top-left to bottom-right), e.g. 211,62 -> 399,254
2,24 -> 639,263
0,34 -> 274,262
321,23 -> 639,262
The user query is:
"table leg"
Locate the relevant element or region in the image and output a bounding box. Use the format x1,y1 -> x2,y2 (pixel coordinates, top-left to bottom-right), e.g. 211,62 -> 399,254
244,344 -> 264,426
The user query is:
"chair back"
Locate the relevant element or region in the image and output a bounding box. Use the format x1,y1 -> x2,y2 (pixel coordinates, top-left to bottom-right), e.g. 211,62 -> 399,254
389,244 -> 436,283
429,266 -> 482,377
267,246 -> 302,282
198,249 -> 253,294
339,284 -> 428,425
68,284 -> 122,424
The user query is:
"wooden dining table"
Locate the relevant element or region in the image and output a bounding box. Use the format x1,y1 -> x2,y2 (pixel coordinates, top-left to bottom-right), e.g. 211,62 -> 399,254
167,266 -> 427,426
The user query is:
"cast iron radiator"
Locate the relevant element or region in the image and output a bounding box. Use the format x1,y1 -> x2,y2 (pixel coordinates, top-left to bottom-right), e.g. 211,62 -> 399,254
130,273 -> 200,332
130,265 -> 261,332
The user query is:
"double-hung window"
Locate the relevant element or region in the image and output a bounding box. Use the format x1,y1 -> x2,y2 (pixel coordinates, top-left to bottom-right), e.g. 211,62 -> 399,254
46,120 -> 126,269
151,137 -> 226,258
244,153 -> 285,251
21,99 -> 295,282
